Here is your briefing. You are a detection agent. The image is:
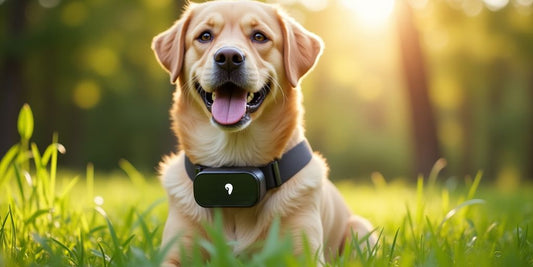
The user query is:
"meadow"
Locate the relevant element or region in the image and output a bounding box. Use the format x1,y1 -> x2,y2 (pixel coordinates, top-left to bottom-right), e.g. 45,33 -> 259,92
1,105 -> 532,266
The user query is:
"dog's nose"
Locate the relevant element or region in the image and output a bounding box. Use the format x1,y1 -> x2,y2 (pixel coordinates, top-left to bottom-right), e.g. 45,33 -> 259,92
214,47 -> 245,71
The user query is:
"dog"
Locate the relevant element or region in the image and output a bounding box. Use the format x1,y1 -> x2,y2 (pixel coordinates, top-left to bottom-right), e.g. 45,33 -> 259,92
152,0 -> 377,265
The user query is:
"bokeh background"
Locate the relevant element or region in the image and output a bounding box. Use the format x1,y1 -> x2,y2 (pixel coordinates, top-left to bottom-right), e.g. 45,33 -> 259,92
1,0 -> 532,184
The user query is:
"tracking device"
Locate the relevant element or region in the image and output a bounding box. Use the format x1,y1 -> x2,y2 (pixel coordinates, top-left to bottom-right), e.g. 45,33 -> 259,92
193,167 -> 267,207
185,141 -> 313,208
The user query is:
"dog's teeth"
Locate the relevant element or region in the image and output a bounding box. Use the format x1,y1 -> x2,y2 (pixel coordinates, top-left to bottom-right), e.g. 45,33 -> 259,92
212,92 -> 216,101
247,93 -> 254,103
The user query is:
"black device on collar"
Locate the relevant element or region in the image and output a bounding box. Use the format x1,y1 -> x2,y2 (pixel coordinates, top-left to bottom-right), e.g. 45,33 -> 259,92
184,140 -> 313,207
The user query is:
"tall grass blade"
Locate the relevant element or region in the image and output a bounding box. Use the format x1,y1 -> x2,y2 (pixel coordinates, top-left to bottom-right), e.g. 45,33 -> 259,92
119,159 -> 146,189
8,206 -> 16,258
0,213 -> 7,251
438,199 -> 486,229
135,211 -> 152,252
78,230 -> 85,267
86,163 -> 94,202
24,209 -> 49,225
351,230 -> 367,266
389,228 -> 400,265
59,177 -> 79,199
428,158 -> 447,188
121,234 -> 136,249
405,207 -> 419,254
96,206 -> 123,265
41,143 -> 65,167
0,145 -> 19,186
467,171 -> 483,200
13,165 -> 25,200
50,237 -> 74,261
97,242 -> 109,267
49,133 -> 59,207
30,143 -> 42,171
416,175 -> 425,224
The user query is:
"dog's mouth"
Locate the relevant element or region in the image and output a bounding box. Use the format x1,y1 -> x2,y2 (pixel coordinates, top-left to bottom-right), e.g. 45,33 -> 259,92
195,81 -> 271,127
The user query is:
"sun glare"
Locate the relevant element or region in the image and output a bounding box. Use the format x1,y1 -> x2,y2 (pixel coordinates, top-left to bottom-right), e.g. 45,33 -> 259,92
342,0 -> 396,26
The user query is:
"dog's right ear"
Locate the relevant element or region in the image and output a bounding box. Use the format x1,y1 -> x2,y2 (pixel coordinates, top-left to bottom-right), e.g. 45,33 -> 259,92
151,8 -> 193,84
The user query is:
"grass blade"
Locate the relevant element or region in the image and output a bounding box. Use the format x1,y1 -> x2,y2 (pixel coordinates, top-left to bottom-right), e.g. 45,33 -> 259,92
439,199 -> 486,229
96,206 -> 123,265
97,242 -> 109,267
86,163 -> 94,202
0,145 -> 19,186
467,171 -> 483,200
59,177 -> 79,199
12,165 -> 25,200
24,209 -> 49,225
8,206 -> 16,258
389,228 -> 400,265
49,133 -> 59,208
119,159 -> 146,189
77,230 -> 85,267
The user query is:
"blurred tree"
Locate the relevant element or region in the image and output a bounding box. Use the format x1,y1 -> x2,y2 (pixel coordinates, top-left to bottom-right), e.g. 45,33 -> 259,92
395,0 -> 441,176
0,0 -> 28,154
1,0 -> 532,180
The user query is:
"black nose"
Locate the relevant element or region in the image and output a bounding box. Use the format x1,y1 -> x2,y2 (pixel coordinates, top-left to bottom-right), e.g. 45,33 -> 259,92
214,47 -> 245,71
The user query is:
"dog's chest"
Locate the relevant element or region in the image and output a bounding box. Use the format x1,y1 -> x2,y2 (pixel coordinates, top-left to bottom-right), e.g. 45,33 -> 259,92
221,209 -> 267,252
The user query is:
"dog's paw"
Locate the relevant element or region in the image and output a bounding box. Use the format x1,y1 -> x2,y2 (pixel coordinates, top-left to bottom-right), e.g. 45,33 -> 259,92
345,215 -> 378,251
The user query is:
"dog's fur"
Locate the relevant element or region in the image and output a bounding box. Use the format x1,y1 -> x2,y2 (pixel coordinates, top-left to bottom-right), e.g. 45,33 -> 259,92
152,1 -> 376,265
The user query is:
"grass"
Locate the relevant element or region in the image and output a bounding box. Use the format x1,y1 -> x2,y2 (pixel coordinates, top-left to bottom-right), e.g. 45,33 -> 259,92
1,104 -> 532,266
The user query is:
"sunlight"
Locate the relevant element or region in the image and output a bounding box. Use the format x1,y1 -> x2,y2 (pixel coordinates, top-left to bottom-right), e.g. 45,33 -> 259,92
341,0 -> 396,26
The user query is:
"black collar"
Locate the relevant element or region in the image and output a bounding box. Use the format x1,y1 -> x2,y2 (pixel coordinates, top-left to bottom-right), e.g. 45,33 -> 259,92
184,140 -> 313,190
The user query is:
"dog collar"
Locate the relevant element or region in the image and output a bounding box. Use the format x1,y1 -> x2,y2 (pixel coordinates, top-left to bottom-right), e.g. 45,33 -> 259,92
184,140 -> 313,190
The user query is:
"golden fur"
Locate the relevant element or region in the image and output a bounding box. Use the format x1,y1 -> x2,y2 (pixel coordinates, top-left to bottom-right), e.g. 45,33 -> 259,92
152,1 -> 376,265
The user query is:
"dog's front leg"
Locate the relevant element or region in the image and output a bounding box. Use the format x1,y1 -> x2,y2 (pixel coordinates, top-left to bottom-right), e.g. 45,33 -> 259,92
282,207 -> 326,264
160,201 -> 202,267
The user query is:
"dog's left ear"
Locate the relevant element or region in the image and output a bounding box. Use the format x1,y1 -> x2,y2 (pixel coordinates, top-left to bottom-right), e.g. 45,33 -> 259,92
151,8 -> 193,84
278,10 -> 324,88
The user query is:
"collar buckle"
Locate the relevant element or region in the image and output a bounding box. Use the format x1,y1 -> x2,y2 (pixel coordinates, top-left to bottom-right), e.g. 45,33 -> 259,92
270,160 -> 282,187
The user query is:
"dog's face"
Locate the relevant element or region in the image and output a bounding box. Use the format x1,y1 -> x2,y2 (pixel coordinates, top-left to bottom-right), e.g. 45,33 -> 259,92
152,1 -> 322,132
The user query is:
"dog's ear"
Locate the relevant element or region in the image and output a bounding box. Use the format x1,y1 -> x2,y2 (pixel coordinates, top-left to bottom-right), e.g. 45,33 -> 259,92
151,8 -> 193,84
278,10 -> 324,88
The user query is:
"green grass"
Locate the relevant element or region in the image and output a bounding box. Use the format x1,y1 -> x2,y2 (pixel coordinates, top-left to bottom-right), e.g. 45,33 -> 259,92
1,104 -> 532,266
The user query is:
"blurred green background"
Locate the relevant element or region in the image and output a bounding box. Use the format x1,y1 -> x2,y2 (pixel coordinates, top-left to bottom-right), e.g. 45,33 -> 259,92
1,0 -> 532,184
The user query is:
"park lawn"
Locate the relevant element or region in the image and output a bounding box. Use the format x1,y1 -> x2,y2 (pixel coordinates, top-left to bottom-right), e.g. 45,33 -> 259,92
1,105 -> 532,266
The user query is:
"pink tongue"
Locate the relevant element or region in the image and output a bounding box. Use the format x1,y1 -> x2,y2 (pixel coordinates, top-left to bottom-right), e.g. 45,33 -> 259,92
211,88 -> 247,125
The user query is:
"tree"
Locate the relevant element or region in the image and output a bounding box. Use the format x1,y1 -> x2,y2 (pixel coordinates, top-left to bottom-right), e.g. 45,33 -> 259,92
395,0 -> 441,176
0,0 -> 28,154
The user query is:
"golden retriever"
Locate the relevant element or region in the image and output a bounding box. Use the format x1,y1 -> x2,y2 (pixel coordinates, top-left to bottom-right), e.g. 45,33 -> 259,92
152,0 -> 376,265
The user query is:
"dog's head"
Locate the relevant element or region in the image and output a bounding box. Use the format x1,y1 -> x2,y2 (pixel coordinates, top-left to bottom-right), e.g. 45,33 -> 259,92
152,0 -> 322,132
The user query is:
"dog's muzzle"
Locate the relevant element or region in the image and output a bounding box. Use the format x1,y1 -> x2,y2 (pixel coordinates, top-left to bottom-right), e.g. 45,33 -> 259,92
194,46 -> 271,129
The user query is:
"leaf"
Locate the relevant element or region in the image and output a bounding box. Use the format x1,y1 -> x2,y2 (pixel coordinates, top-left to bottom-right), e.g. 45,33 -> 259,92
17,104 -> 34,141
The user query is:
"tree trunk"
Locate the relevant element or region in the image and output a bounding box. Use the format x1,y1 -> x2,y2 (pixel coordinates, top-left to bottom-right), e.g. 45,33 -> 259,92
1,0 -> 28,153
395,0 -> 441,176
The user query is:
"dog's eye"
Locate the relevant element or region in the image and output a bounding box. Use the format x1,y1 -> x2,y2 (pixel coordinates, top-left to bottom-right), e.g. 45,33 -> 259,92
252,32 -> 268,43
197,31 -> 213,43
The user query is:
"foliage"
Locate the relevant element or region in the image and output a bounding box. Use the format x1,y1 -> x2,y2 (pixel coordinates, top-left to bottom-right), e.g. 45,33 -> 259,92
1,105 -> 532,266
2,0 -> 532,179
